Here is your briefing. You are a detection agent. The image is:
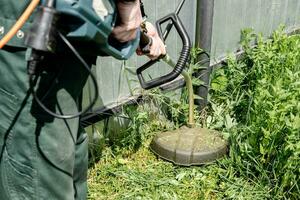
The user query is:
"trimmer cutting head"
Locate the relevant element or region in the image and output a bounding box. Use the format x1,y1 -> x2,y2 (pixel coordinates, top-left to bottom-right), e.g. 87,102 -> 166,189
150,126 -> 228,166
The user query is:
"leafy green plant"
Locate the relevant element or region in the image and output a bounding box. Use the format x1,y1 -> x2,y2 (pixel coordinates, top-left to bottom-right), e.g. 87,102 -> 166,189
210,28 -> 300,199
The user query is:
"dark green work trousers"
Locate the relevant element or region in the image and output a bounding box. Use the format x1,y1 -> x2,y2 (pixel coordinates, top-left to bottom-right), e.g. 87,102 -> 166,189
0,46 -> 95,200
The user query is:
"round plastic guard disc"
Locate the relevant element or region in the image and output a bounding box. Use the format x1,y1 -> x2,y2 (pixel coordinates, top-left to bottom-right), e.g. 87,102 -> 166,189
150,126 -> 228,166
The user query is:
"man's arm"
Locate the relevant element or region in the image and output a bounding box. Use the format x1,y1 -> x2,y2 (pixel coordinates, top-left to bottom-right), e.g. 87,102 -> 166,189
112,0 -> 142,43
112,0 -> 166,60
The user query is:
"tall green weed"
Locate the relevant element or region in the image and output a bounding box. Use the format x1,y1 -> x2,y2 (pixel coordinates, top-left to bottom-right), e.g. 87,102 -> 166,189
210,29 -> 300,199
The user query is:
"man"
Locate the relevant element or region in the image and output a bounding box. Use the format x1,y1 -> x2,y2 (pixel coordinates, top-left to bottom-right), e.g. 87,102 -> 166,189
0,0 -> 165,199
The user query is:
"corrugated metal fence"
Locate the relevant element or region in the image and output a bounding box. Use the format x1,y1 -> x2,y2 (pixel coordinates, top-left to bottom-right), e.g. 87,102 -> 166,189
83,0 -> 197,114
211,0 -> 300,64
83,0 -> 300,120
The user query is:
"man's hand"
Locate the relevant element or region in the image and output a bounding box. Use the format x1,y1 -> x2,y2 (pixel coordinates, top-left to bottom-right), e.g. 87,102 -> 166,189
112,0 -> 142,43
137,22 -> 166,60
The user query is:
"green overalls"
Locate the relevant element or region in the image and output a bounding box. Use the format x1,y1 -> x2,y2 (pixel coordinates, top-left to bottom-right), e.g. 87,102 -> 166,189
0,1 -> 95,199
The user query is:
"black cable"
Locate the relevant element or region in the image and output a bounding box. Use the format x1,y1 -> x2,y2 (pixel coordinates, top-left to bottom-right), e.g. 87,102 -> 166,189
0,79 -> 73,178
139,0 -> 147,19
30,32 -> 99,119
35,122 -> 73,178
0,77 -> 38,162
198,50 -> 211,60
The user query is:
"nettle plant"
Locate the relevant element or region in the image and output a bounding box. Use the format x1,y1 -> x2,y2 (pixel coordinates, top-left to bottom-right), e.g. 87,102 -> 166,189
210,28 -> 300,198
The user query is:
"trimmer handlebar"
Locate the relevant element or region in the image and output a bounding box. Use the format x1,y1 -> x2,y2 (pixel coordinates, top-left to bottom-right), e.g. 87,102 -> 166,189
136,13 -> 191,90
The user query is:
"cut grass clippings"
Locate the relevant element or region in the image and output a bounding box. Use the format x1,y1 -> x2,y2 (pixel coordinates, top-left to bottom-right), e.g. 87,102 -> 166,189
88,137 -> 270,200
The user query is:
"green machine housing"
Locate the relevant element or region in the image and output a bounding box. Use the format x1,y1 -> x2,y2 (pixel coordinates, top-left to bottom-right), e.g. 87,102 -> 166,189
48,0 -> 140,60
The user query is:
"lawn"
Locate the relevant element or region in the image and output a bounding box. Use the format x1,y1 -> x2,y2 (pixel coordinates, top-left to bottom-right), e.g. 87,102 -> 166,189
87,29 -> 300,200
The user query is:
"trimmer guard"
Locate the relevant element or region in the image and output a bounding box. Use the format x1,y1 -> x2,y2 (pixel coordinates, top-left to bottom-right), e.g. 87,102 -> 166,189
150,126 -> 228,166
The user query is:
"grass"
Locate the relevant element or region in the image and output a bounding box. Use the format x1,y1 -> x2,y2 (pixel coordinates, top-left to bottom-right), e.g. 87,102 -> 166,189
87,111 -> 272,200
87,29 -> 300,199
88,136 -> 270,200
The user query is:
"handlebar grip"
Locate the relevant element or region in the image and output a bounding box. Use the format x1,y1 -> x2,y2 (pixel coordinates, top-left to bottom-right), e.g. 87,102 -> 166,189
136,13 -> 191,90
139,31 -> 152,54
